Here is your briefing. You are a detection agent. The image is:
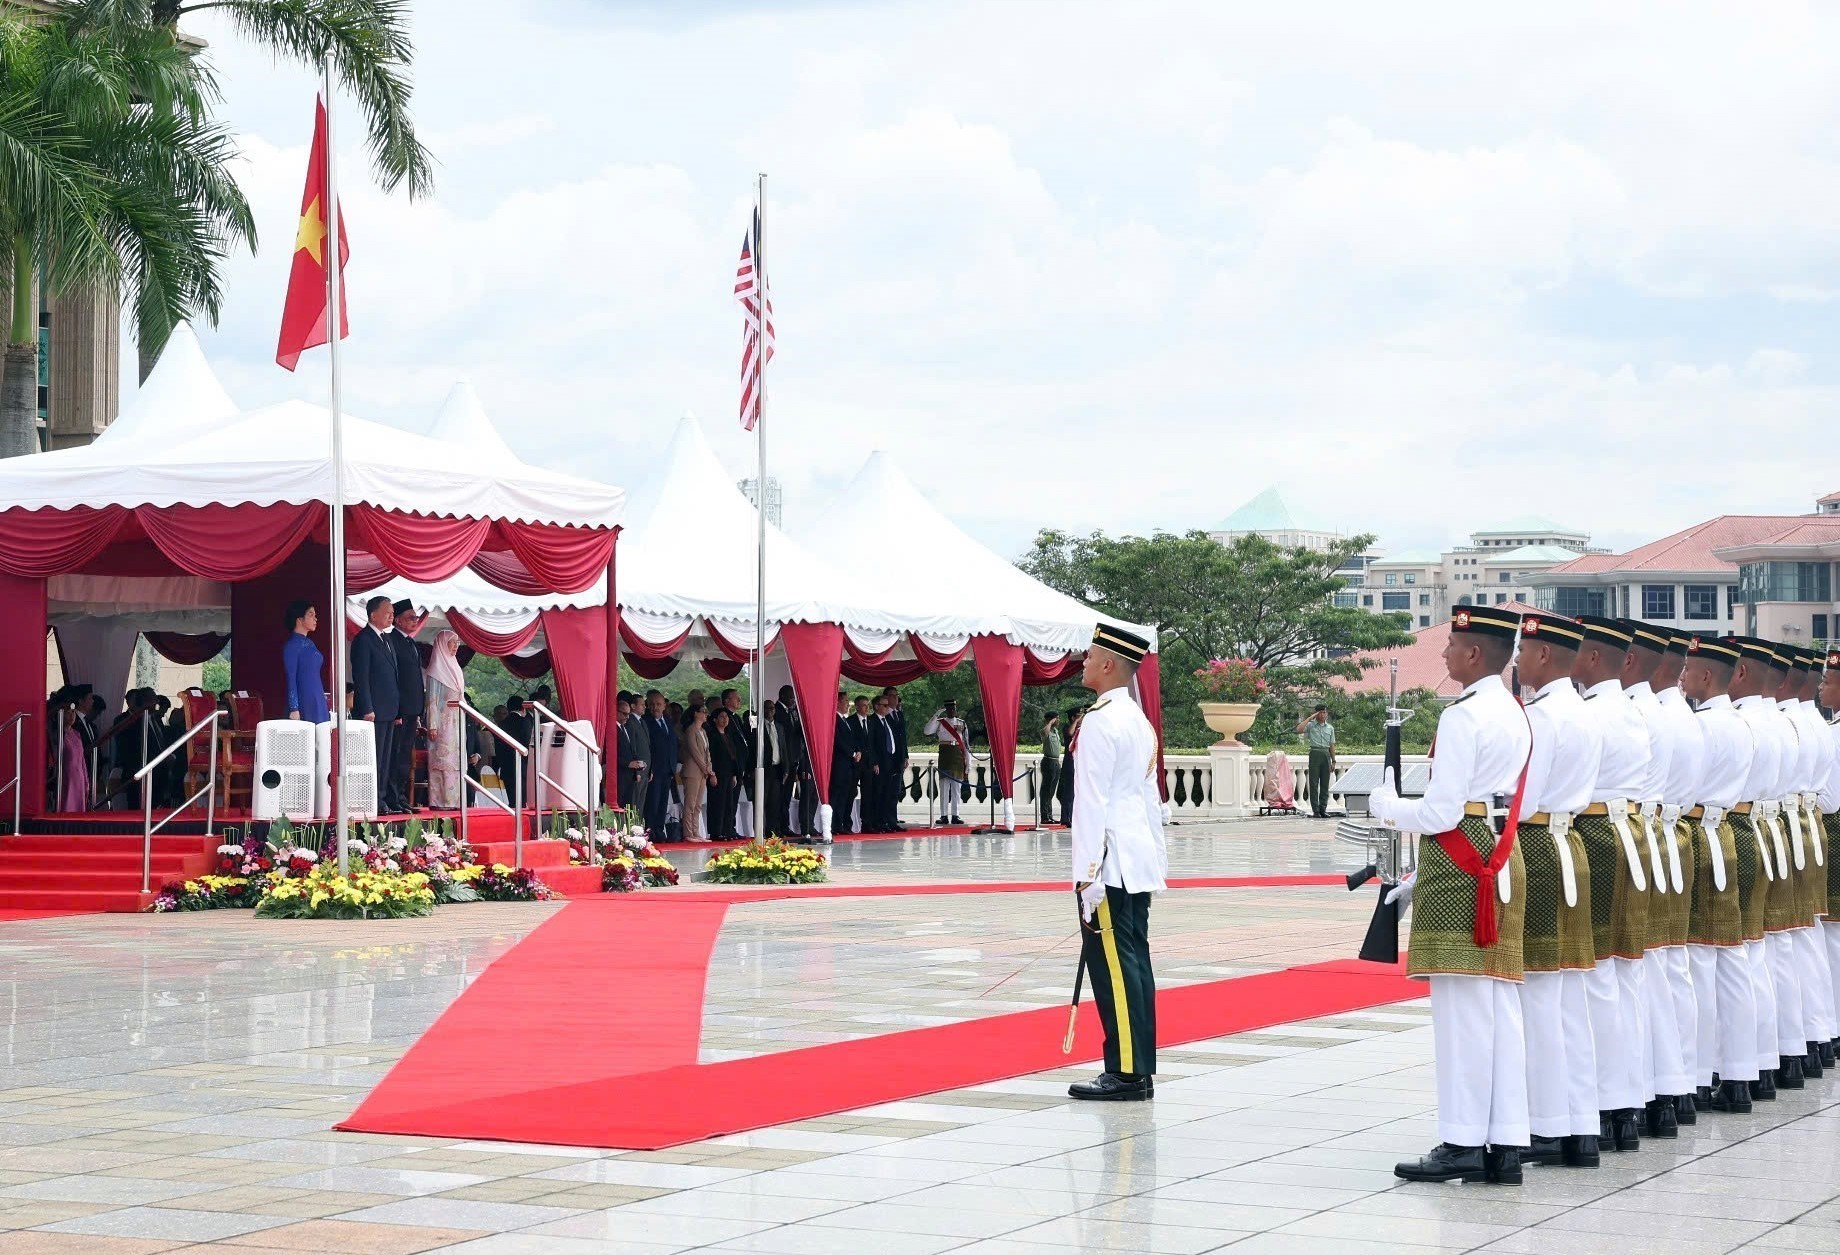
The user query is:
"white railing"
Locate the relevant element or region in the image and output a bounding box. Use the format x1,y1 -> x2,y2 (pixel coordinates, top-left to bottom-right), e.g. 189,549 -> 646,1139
134,710 -> 219,894
526,699 -> 602,865
454,699 -> 528,866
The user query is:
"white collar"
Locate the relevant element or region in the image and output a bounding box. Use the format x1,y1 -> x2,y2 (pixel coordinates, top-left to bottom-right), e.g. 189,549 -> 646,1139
1656,685 -> 1687,705
1625,680 -> 1653,699
1734,693 -> 1767,708
1534,676 -> 1573,700
1460,673 -> 1505,699
1701,692 -> 1732,710
1583,678 -> 1623,700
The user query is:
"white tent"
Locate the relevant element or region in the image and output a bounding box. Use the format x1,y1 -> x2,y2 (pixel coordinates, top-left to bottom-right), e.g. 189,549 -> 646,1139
794,451 -> 1156,657
92,323 -> 237,450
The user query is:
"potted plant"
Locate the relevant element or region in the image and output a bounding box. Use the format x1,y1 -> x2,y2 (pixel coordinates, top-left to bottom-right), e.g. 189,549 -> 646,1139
1194,658 -> 1266,743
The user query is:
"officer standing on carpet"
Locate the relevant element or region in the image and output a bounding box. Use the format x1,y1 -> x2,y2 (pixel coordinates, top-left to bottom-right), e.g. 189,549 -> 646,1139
1068,624 -> 1167,1102
1371,604 -> 1532,1185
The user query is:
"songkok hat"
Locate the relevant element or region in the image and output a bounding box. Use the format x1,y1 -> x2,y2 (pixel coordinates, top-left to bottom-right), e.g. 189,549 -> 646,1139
1451,604 -> 1519,640
1619,619 -> 1671,652
1517,612 -> 1584,648
1576,615 -> 1633,648
392,599 -> 414,616
1686,634 -> 1740,664
1730,635 -> 1785,668
1664,632 -> 1692,656
1091,623 -> 1151,663
1788,647 -> 1815,672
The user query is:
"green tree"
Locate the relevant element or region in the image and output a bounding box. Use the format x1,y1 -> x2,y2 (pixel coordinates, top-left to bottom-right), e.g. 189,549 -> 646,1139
1018,529 -> 1414,747
0,1 -> 255,455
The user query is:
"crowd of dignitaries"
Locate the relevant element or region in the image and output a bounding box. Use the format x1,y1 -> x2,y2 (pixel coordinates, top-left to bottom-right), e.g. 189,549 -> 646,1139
1372,606 -> 1840,1186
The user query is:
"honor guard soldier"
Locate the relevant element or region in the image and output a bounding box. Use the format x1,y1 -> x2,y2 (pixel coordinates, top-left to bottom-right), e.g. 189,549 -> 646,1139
1617,619 -> 1690,1137
1818,648 -> 1840,1054
1373,604 -> 1532,1185
1783,647 -> 1836,1070
1680,634 -> 1757,1111
1569,615 -> 1652,1152
925,700 -> 971,826
1514,613 -> 1603,1169
1728,636 -> 1791,1096
1756,643 -> 1814,1087
1068,624 -> 1167,1102
1652,632 -> 1704,1128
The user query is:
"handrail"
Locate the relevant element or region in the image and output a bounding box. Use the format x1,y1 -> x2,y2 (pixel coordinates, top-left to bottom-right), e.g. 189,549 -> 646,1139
525,699 -> 602,865
0,712 -> 25,835
134,709 -> 219,895
88,711 -> 153,811
453,699 -> 526,866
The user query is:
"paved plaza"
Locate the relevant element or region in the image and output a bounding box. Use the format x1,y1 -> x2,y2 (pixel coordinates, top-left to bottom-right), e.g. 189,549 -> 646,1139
3,821 -> 1840,1253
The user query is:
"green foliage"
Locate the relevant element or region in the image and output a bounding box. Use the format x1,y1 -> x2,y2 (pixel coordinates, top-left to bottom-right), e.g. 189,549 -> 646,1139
1017,528 -> 1415,747
200,655 -> 230,693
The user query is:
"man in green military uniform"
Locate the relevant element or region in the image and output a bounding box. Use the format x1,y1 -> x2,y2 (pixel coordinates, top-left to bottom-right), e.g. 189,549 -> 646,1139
1295,704 -> 1336,818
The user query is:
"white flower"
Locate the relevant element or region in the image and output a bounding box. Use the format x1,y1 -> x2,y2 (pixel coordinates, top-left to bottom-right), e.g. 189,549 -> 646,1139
344,839 -> 368,854
564,827 -> 583,841
387,836 -> 408,852
385,858 -> 401,872
216,843 -> 244,855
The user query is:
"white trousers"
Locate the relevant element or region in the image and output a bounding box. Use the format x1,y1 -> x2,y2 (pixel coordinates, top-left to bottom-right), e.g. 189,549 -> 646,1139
1665,945 -> 1698,1089
1617,956 -> 1656,1101
1747,937 -> 1778,1072
1585,959 -> 1644,1110
1430,974 -> 1530,1148
1826,921 -> 1840,1039
1767,931 -> 1806,1055
1523,970 -> 1598,1138
1641,947 -> 1690,1096
1793,925 -> 1836,1040
1688,944 -> 1757,1083
938,774 -> 960,822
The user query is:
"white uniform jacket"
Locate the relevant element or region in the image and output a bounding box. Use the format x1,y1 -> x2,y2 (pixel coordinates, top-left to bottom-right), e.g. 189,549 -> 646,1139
1070,684 -> 1168,894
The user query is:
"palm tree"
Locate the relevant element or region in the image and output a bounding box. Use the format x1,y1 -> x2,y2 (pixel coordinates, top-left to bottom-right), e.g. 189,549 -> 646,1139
0,1 -> 255,455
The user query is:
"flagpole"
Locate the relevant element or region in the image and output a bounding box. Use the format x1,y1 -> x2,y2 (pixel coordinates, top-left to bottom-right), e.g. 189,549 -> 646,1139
322,62 -> 351,875
751,172 -> 767,847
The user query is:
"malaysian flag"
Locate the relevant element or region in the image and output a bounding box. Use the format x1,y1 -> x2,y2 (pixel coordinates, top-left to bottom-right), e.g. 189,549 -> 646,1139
735,208 -> 774,430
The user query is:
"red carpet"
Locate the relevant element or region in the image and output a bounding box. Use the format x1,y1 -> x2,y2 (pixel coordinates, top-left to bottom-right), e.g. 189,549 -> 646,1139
340,893 -> 1418,1150
672,873 -> 1343,906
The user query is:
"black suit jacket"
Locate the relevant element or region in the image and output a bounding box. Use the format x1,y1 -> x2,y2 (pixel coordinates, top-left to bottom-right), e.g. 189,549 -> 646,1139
889,709 -> 908,762
389,629 -> 425,725
871,714 -> 901,772
709,724 -> 743,783
832,712 -> 859,777
350,628 -> 400,722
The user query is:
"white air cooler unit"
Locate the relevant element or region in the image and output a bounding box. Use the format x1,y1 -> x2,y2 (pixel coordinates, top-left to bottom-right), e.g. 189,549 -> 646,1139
314,719 -> 379,820
541,719 -> 599,810
253,720 -> 318,821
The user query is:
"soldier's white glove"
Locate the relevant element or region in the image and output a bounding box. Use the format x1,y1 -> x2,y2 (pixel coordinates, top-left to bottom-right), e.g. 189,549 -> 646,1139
1370,767 -> 1401,824
1078,879 -> 1106,921
1384,870 -> 1415,908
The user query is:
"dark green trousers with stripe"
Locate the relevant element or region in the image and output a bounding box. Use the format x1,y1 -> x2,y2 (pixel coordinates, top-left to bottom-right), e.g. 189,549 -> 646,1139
1082,885 -> 1157,1077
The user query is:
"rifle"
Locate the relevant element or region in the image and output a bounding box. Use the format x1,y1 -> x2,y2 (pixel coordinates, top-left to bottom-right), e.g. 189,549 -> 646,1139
1336,658 -> 1417,963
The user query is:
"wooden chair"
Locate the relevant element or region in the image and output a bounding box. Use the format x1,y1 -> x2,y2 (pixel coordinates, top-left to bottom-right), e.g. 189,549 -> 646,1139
219,691 -> 262,809
178,688 -> 221,805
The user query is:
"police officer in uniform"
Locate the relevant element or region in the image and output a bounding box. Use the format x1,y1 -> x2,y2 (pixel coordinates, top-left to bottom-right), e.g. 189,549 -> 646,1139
1373,604 -> 1532,1185
1068,624 -> 1167,1102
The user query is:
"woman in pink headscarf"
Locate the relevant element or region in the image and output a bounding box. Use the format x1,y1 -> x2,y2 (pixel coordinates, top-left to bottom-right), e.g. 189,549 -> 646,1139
423,629 -> 468,809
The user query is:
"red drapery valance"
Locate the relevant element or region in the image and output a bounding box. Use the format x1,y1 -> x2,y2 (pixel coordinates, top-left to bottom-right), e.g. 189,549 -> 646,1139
502,651 -> 552,680
347,505 -> 494,584
143,631 -> 229,665
501,521 -> 618,596
447,609 -> 543,658
701,657 -> 744,680
622,651 -> 678,679
705,619 -> 775,666
910,635 -> 971,671
839,656 -> 929,685
1022,649 -> 1082,686
0,506 -> 127,577
138,502 -> 324,582
620,622 -> 692,661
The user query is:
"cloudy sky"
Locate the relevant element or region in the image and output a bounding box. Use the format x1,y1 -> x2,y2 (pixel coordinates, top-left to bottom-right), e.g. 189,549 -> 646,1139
169,0 -> 1840,562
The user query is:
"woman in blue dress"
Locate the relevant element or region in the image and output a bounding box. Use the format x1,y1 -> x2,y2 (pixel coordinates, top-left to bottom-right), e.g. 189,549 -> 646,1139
282,600 -> 330,723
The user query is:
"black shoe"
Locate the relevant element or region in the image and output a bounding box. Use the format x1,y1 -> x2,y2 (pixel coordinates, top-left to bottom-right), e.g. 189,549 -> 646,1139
1068,1072 -> 1152,1102
1613,1110 -> 1641,1152
1599,1111 -> 1618,1146
1806,1042 -> 1825,1077
1394,1143 -> 1487,1183
1779,1056 -> 1806,1089
1644,1098 -> 1678,1139
1525,1136 -> 1566,1166
1695,1084 -> 1715,1108
1717,1078 -> 1754,1113
1483,1146 -> 1523,1185
1822,1041 -> 1836,1070
1752,1072 -> 1778,1101
1562,1134 -> 1600,1168
1674,1093 -> 1697,1126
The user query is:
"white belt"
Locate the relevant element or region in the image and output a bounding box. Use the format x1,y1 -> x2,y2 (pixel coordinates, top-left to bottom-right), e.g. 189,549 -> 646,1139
1659,804 -> 1686,893
1752,801 -> 1778,881
1549,811 -> 1579,908
1783,796 -> 1808,872
1804,792 -> 1826,868
1700,805 -> 1728,892
1607,798 -> 1648,893
1638,802 -> 1671,894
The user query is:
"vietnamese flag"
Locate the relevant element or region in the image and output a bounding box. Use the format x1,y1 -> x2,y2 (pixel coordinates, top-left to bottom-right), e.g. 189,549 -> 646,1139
275,95 -> 349,371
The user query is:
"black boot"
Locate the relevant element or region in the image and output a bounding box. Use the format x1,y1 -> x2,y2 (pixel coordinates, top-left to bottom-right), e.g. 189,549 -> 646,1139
1806,1042 -> 1825,1077
1394,1143 -> 1488,1183
1674,1093 -> 1697,1126
1718,1078 -> 1754,1112
1562,1134 -> 1600,1168
1599,1110 -> 1618,1146
1695,1083 -> 1716,1107
1525,1136 -> 1566,1166
1821,1041 -> 1836,1070
1613,1109 -> 1641,1152
1644,1098 -> 1678,1139
1483,1145 -> 1523,1185
1752,1071 -> 1778,1101
1778,1056 -> 1806,1089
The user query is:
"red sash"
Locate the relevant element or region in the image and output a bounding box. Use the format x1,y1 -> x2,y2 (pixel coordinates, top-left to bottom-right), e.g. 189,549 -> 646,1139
1429,714 -> 1532,949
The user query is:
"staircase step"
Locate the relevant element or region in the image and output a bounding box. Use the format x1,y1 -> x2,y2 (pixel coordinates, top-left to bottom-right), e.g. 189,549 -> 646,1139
542,865 -> 605,898
469,839 -> 570,869
0,889 -> 152,912
0,852 -> 206,873
0,835 -> 217,855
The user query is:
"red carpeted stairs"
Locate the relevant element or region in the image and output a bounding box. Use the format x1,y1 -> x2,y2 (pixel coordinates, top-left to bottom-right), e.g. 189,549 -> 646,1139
464,834 -> 602,897
0,829 -> 219,912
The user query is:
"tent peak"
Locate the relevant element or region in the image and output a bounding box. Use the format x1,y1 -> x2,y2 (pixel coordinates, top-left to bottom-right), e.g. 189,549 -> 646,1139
97,322 -> 237,447
429,382 -> 519,464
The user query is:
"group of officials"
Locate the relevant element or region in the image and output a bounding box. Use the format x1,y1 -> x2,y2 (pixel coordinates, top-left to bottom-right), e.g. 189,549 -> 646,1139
1372,605 -> 1840,1185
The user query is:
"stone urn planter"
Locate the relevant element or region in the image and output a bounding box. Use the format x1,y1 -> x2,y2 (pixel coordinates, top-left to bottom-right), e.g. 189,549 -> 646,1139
1197,701 -> 1259,744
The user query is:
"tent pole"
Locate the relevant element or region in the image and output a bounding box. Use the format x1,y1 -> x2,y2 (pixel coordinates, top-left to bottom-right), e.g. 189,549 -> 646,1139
751,172 -> 767,846
323,60 -> 351,875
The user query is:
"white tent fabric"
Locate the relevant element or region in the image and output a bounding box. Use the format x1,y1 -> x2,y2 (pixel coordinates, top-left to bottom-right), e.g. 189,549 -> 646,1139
92,324 -> 237,450
795,452 -> 1156,656
427,381 -> 521,466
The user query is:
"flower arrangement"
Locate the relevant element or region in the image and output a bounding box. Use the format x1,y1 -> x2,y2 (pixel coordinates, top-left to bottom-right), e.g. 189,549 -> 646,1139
214,843 -> 275,878
1194,657 -> 1267,703
254,863 -> 436,919
473,863 -> 556,902
704,838 -> 828,885
149,874 -> 261,912
602,857 -> 644,893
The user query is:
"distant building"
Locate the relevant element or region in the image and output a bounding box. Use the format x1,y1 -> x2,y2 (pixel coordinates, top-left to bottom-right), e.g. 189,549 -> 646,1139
1340,519 -> 1598,631
1713,509 -> 1840,646
1210,486 -> 1377,589
738,475 -> 783,527
1333,600 -> 1546,700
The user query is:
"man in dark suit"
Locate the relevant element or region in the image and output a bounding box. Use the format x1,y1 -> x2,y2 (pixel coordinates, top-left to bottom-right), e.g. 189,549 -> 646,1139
385,601 -> 427,812
871,694 -> 903,831
882,686 -> 910,831
349,596 -> 400,810
614,694 -> 640,811
778,685 -> 815,837
643,689 -> 677,839
760,698 -> 789,837
851,694 -> 879,832
500,695 -> 533,807
828,691 -> 859,841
